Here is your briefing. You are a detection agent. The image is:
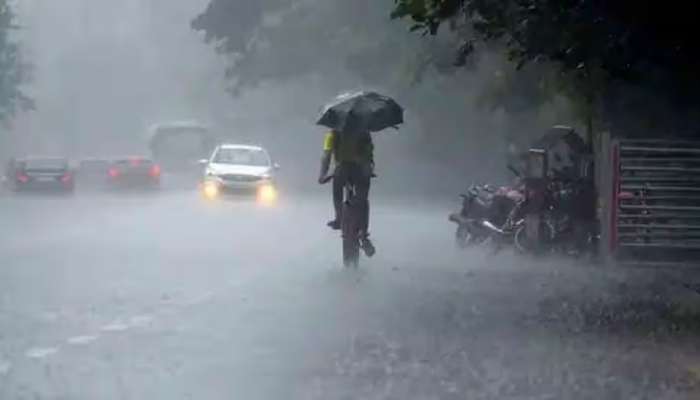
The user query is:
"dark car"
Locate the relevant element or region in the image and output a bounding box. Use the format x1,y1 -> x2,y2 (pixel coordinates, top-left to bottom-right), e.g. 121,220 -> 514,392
77,158 -> 111,189
13,157 -> 75,192
107,157 -> 161,189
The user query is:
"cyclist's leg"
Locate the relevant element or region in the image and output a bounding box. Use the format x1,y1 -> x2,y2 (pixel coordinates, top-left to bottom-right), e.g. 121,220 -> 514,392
356,174 -> 374,256
334,163 -> 351,217
358,179 -> 370,235
329,165 -> 344,228
351,164 -> 371,236
344,163 -> 374,257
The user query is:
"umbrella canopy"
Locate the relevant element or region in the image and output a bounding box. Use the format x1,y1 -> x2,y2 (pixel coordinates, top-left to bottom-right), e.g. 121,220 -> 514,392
317,91 -> 403,134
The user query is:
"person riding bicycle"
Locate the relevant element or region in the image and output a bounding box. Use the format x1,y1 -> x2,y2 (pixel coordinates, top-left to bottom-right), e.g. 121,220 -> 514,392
318,128 -> 376,257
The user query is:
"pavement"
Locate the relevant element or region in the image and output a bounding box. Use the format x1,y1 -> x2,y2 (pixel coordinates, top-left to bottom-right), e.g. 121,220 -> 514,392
1,186 -> 700,399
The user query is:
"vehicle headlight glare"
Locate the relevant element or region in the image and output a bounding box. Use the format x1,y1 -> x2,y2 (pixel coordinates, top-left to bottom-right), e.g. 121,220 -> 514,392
257,184 -> 277,205
203,180 -> 219,199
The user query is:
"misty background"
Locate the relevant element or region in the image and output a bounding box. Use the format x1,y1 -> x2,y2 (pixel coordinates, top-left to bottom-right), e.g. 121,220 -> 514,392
5,0 -> 579,196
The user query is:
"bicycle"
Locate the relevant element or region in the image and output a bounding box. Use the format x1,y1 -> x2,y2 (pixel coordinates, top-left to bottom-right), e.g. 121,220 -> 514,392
320,173 -> 373,268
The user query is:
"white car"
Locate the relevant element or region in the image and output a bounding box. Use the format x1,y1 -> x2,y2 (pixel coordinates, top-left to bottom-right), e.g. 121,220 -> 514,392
199,144 -> 279,202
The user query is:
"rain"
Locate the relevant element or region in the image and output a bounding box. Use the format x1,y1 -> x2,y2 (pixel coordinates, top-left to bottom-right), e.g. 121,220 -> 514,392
1,1 -> 700,399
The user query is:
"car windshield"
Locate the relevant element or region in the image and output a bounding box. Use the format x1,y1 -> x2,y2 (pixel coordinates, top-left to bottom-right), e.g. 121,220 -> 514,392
213,148 -> 269,166
114,158 -> 153,167
80,160 -> 109,169
24,159 -> 67,170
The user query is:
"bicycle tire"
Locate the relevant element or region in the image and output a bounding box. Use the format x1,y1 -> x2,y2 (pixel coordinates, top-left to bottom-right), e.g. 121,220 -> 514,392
341,202 -> 360,268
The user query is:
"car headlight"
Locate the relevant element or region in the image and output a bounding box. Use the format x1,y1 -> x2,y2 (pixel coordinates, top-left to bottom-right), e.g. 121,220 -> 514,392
202,180 -> 220,199
256,184 -> 277,205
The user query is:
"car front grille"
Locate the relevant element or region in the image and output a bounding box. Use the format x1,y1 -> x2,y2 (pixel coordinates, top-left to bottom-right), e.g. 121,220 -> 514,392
220,174 -> 261,183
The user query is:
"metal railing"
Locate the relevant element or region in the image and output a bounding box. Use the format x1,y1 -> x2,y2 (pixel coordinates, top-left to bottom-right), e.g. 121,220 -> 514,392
613,139 -> 700,266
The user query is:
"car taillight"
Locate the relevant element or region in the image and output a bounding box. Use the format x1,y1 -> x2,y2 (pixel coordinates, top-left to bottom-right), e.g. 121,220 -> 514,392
108,168 -> 120,178
16,172 -> 29,183
149,164 -> 161,178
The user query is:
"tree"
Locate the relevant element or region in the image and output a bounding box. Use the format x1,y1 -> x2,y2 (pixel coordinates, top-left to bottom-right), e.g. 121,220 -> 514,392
191,0 -> 434,94
192,2 -> 501,137
191,0 -> 584,180
391,0 -> 697,81
391,0 -> 700,139
0,0 -> 32,124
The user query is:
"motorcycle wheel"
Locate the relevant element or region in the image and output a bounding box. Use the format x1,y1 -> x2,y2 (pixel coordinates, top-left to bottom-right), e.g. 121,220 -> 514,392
455,225 -> 472,249
514,221 -> 555,255
455,225 -> 488,249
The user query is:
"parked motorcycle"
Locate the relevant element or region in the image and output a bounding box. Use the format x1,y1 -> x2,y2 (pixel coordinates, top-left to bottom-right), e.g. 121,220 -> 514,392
512,179 -> 598,257
449,184 -> 493,248
449,167 -> 525,250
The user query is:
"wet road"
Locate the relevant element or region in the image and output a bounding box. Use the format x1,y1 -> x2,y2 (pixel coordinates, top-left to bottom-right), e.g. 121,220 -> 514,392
1,188 -> 700,399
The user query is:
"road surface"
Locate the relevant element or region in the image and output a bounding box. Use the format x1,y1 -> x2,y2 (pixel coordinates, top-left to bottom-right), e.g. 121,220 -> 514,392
1,188 -> 700,399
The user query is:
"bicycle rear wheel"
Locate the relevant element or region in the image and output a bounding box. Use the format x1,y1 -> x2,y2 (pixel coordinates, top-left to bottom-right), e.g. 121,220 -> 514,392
341,202 -> 360,268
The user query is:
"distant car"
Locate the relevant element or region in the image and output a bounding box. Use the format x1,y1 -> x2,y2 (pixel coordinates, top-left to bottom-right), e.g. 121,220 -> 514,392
12,157 -> 75,192
107,157 -> 161,189
2,157 -> 17,192
77,158 -> 111,189
199,144 -> 279,203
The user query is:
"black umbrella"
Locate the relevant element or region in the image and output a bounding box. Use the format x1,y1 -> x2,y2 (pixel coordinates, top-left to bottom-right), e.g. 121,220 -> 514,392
317,91 -> 403,134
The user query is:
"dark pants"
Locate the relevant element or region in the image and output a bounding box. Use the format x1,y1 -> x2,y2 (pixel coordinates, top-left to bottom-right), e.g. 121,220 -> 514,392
333,162 -> 371,235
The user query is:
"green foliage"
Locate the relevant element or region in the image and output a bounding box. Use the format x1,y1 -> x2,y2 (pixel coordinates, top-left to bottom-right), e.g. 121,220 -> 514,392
193,0 -> 452,93
192,0 -> 585,162
0,1 -> 32,123
391,0 -> 628,140
193,0 -> 700,142
191,0 -> 269,54
392,1 -> 615,74
393,0 -> 700,133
